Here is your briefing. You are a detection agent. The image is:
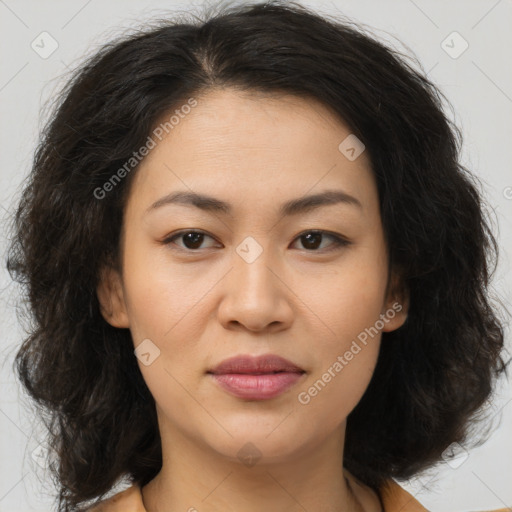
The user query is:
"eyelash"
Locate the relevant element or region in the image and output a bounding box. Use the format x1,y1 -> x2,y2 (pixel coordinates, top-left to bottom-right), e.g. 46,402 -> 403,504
162,229 -> 351,253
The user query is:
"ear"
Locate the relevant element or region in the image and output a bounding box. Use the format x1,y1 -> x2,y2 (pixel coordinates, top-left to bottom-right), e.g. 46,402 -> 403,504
381,269 -> 409,332
96,264 -> 130,328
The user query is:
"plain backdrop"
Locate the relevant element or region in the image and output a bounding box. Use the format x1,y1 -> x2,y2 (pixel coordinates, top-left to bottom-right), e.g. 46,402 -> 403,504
0,1 -> 511,511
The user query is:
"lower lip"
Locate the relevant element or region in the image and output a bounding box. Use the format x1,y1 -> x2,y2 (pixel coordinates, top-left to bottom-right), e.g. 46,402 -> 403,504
210,372 -> 305,400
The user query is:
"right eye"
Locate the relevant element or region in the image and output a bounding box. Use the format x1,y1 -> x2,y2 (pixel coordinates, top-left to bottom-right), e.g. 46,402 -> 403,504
162,230 -> 221,251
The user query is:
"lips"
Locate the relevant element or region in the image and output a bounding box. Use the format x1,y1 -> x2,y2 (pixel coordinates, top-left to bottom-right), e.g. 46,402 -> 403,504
207,354 -> 305,400
208,354 -> 304,375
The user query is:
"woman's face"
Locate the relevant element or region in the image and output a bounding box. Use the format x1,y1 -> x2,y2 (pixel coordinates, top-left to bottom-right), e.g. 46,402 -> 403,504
97,88 -> 408,464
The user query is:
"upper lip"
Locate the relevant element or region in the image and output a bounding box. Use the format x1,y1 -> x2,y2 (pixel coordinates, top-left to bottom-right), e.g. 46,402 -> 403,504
208,354 -> 305,375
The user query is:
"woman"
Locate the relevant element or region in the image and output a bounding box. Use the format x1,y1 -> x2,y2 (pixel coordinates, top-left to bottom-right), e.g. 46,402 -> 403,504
6,1 -> 509,511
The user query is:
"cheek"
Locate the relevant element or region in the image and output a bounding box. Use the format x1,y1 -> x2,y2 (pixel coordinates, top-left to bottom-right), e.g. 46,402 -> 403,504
294,246 -> 387,419
121,238 -> 212,342
296,341 -> 380,439
306,247 -> 388,344
120,240 -> 219,399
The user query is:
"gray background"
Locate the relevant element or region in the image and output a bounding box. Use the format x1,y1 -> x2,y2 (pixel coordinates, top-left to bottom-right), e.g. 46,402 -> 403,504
1,1 -> 511,511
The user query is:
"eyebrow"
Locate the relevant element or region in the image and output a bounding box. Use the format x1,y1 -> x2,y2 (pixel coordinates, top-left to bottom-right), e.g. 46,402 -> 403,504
145,189 -> 363,217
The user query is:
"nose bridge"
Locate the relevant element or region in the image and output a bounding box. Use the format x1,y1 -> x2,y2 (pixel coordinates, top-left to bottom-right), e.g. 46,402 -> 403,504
217,234 -> 292,331
233,234 -> 278,298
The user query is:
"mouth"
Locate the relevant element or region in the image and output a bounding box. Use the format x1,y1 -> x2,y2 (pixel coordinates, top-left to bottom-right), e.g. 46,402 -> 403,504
207,354 -> 306,400
208,353 -> 304,374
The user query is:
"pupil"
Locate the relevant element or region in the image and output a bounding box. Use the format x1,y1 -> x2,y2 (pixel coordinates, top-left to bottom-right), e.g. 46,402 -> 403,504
184,232 -> 203,249
302,232 -> 321,250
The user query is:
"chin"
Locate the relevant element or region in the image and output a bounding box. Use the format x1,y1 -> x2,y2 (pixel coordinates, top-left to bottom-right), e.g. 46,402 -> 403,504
202,423 -> 317,467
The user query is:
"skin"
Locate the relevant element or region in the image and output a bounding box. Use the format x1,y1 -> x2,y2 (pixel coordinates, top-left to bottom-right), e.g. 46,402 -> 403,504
97,87 -> 409,512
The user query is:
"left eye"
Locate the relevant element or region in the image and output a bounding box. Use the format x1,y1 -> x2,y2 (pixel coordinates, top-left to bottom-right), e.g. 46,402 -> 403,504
291,230 -> 350,251
163,230 -> 350,252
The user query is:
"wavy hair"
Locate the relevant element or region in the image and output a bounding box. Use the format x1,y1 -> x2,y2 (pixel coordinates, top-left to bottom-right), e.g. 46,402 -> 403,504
5,1 -> 509,510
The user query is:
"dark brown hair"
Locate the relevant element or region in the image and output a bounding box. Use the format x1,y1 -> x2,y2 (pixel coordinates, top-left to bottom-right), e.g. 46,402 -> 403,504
5,1 -> 509,510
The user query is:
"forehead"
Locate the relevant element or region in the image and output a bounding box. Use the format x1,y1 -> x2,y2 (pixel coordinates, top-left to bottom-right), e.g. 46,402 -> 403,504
125,88 -> 376,218
163,87 -> 357,150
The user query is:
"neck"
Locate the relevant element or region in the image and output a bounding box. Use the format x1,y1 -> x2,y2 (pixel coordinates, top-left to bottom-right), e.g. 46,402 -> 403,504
141,417 -> 381,512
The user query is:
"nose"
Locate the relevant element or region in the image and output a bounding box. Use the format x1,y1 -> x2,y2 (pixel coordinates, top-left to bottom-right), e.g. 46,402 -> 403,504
216,239 -> 294,333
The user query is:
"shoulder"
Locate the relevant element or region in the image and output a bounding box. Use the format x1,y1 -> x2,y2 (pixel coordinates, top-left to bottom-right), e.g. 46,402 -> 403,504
379,479 -> 510,512
83,480 -> 509,512
379,479 -> 429,511
86,484 -> 146,512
